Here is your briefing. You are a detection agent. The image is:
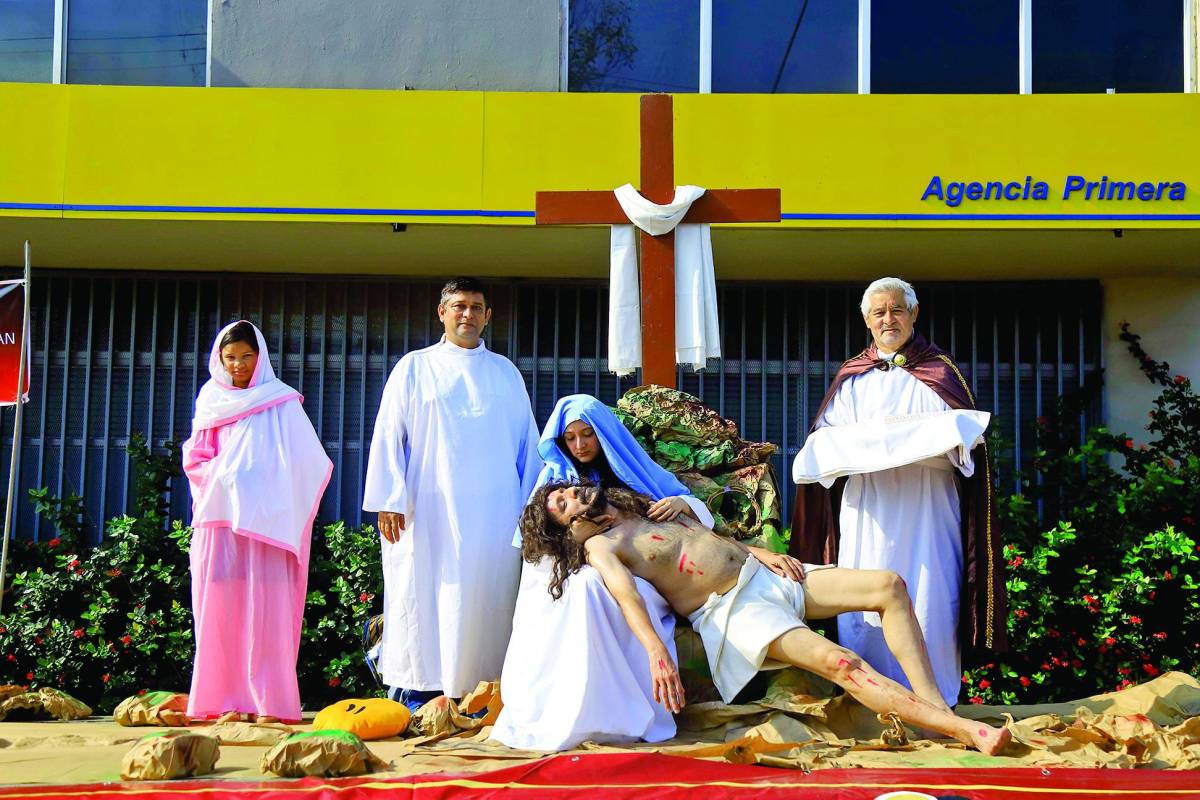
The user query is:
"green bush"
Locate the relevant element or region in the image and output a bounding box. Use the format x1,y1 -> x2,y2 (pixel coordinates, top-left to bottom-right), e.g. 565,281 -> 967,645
0,436 -> 384,712
963,324 -> 1199,704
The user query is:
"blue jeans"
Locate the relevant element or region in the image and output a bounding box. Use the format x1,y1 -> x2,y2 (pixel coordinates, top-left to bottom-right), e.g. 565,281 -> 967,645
387,686 -> 443,713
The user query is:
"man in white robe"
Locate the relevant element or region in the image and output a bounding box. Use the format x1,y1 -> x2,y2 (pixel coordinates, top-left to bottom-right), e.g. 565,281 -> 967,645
790,277 -> 1007,708
363,277 -> 541,709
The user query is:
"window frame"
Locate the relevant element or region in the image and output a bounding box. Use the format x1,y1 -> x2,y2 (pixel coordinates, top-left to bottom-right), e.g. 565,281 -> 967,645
46,0 -> 212,86
561,0 -> 1195,95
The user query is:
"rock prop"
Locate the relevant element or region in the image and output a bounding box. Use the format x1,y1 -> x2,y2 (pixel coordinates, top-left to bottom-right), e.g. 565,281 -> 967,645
260,730 -> 388,777
113,691 -> 190,727
615,385 -> 782,541
0,687 -> 92,721
120,731 -> 219,780
313,698 -> 411,740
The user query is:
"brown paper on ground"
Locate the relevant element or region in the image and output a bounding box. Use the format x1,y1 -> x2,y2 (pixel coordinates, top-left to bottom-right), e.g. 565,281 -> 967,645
205,720 -> 294,746
0,687 -> 91,721
260,731 -> 388,778
113,692 -> 190,727
406,681 -> 503,741
120,731 -> 220,780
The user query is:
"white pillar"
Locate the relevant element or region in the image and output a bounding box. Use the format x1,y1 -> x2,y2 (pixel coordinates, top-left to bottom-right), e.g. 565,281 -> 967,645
1019,0 -> 1032,94
857,0 -> 871,94
699,0 -> 712,93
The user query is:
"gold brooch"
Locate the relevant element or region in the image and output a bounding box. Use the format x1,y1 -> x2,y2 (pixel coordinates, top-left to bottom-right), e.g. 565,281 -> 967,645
893,354 -> 907,367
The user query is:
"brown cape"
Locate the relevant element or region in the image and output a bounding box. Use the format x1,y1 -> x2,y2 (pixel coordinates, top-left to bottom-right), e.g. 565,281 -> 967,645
789,333 -> 1008,653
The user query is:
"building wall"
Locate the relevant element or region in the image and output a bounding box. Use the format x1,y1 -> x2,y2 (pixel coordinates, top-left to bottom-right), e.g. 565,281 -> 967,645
1103,277 -> 1200,444
209,0 -> 562,90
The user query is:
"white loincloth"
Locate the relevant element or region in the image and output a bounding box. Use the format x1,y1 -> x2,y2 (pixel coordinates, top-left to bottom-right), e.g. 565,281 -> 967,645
687,558 -> 835,703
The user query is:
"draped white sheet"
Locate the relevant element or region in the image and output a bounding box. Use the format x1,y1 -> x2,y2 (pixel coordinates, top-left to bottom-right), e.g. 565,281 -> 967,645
608,184 -> 720,376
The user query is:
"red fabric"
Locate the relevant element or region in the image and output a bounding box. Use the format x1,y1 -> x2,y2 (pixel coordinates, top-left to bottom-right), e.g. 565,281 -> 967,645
7,754 -> 1200,800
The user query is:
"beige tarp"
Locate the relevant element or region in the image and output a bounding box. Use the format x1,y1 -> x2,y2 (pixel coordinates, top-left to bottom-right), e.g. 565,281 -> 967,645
4,673 -> 1200,785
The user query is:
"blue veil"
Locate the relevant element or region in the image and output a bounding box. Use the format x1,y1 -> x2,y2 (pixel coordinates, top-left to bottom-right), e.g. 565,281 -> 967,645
513,394 -> 689,546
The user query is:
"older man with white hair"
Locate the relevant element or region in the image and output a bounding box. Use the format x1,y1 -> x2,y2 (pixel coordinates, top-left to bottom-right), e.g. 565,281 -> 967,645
789,277 -> 1006,708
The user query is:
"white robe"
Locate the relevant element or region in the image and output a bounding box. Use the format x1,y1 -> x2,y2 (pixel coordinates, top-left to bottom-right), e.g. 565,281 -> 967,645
815,366 -> 977,707
492,494 -> 712,751
363,337 -> 541,697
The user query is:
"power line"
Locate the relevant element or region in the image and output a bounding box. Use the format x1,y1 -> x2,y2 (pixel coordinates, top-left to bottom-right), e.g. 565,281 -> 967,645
772,0 -> 811,93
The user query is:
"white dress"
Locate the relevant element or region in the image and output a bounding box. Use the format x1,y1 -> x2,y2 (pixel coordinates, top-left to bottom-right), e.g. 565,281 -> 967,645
363,338 -> 541,697
816,364 -> 974,707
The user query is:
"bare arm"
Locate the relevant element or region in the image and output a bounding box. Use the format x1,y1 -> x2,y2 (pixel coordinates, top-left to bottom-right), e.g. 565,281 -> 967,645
585,540 -> 685,713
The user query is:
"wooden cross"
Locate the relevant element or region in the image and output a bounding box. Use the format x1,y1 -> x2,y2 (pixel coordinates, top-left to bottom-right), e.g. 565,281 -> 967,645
535,94 -> 781,389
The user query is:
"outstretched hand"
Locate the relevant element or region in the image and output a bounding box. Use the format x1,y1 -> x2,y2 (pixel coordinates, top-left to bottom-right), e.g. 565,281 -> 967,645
649,650 -> 685,713
749,547 -> 806,582
647,496 -> 690,522
378,511 -> 406,543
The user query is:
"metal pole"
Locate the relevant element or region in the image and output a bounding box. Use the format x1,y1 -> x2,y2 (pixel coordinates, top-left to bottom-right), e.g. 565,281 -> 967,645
0,242 -> 32,615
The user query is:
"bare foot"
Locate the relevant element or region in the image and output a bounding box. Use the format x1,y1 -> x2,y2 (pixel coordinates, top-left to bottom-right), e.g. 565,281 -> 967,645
215,711 -> 246,724
254,715 -> 280,724
959,723 -> 1011,756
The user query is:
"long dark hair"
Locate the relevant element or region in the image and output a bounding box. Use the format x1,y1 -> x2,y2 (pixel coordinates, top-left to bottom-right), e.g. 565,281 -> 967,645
520,480 -> 651,599
218,321 -> 259,353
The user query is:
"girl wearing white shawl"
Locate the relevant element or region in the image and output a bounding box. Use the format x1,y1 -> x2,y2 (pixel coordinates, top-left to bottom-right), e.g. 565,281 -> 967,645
183,321 -> 332,723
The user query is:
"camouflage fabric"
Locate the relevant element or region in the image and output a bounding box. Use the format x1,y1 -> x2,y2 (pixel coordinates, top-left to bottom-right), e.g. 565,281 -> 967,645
616,386 -> 781,541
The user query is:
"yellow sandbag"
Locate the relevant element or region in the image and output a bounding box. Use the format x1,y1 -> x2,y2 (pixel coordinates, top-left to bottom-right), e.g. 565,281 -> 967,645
313,698 -> 410,740
120,731 -> 219,780
260,730 -> 388,777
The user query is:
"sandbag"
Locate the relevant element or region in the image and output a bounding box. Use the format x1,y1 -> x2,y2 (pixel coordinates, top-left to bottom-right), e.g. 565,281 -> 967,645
120,731 -> 219,780
0,687 -> 91,721
260,730 -> 388,777
113,691 -> 190,727
313,698 -> 410,740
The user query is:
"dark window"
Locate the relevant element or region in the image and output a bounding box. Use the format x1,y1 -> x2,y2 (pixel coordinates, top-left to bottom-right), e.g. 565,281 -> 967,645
66,0 -> 207,87
713,0 -> 857,93
0,0 -> 53,83
569,0 -> 699,92
872,1 -> 1018,93
1033,0 -> 1183,93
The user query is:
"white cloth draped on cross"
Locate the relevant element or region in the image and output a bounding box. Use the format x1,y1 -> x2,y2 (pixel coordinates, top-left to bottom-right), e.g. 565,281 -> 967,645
608,184 -> 721,377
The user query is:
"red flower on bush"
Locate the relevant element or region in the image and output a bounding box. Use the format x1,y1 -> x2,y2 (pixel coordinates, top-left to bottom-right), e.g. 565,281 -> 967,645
1041,662 -> 1051,670
1163,570 -> 1173,580
73,628 -> 84,639
978,679 -> 991,689
1175,375 -> 1187,385
359,592 -> 369,603
968,696 -> 983,705
101,673 -> 111,683
1071,659 -> 1083,669
107,568 -> 121,578
1143,664 -> 1160,677
1019,676 -> 1032,687
120,634 -> 132,645
5,654 -> 14,662
1128,615 -> 1143,625
1123,438 -> 1134,449
328,677 -> 341,688
1008,556 -> 1024,568
1118,666 -> 1132,676
47,538 -> 60,548
1098,646 -> 1108,654
1015,608 -> 1028,619
67,559 -> 79,570
137,689 -> 147,696
25,671 -> 33,681
1153,631 -> 1168,641
1105,637 -> 1116,646
1076,637 -> 1087,647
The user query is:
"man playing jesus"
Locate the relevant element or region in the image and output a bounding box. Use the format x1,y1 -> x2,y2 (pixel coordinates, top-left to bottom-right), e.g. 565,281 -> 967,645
790,277 -> 1007,708
520,480 -> 1011,755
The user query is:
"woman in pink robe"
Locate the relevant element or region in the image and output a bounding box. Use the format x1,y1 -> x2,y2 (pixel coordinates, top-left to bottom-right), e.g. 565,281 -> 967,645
183,320 -> 332,723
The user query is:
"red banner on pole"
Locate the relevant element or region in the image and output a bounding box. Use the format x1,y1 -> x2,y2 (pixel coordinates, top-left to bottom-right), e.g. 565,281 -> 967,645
0,280 -> 29,406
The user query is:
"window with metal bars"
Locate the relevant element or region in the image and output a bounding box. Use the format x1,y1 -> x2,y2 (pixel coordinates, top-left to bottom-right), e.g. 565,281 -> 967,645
0,272 -> 1103,543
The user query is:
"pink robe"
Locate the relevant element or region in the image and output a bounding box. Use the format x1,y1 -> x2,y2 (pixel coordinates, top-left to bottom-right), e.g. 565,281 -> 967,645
183,424 -> 310,721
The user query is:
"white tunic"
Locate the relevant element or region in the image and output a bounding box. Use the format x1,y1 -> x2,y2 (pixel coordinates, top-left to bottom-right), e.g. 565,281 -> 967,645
816,365 -> 973,707
363,338 -> 541,697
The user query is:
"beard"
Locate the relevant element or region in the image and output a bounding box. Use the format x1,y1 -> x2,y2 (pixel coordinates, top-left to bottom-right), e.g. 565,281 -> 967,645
578,483 -> 607,518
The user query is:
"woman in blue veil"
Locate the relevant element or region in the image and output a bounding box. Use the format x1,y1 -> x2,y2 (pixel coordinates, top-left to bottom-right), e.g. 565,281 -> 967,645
492,395 -> 713,751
